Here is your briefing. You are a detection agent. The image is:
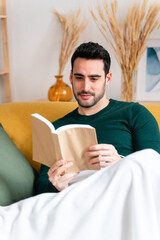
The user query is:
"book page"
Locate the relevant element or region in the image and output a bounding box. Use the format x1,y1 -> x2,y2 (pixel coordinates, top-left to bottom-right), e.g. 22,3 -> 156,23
55,124 -> 93,133
58,127 -> 100,173
31,113 -> 56,133
31,115 -> 61,167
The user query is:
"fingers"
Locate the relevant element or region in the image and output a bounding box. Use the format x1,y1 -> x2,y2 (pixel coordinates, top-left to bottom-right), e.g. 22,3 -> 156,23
48,160 -> 73,177
48,159 -> 78,191
86,150 -> 116,159
88,155 -> 112,168
85,144 -> 122,168
50,172 -> 78,191
89,144 -> 115,151
48,159 -> 64,175
89,155 -> 112,164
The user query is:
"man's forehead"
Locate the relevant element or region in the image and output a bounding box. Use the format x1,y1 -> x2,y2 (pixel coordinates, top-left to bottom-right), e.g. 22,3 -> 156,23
74,57 -> 104,64
73,58 -> 105,72
73,73 -> 102,77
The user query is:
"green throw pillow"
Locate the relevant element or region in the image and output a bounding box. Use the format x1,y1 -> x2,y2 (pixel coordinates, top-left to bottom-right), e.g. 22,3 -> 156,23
0,123 -> 37,206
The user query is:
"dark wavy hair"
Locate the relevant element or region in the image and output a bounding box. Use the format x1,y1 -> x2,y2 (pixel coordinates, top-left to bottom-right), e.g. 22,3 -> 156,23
71,42 -> 111,76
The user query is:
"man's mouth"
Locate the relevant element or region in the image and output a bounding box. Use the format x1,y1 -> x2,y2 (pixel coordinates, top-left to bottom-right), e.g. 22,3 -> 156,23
80,94 -> 92,100
78,91 -> 95,100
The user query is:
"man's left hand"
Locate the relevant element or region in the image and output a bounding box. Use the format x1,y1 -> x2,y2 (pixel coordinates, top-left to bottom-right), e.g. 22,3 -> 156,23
85,144 -> 122,168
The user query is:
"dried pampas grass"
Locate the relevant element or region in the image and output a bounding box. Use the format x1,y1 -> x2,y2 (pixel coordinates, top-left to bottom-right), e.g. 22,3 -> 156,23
54,9 -> 88,76
90,0 -> 160,101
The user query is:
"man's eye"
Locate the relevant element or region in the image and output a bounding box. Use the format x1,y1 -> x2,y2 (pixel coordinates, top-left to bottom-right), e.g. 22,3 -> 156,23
91,77 -> 98,81
75,77 -> 83,80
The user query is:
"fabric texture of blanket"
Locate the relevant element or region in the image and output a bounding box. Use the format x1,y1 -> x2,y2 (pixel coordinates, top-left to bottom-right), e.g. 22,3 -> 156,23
0,149 -> 160,240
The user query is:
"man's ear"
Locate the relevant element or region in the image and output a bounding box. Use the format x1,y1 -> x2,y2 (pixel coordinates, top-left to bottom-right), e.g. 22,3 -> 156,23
70,71 -> 73,84
106,72 -> 112,86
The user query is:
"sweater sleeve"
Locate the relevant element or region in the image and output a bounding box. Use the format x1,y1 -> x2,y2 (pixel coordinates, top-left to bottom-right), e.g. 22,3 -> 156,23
35,164 -> 59,194
131,104 -> 160,154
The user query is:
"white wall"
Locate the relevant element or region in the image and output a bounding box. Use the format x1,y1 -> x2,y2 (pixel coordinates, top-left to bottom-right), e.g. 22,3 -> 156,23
0,0 -> 159,103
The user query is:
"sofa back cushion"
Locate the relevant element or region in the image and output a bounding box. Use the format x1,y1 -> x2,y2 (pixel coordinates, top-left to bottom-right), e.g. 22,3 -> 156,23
0,101 -> 159,173
144,105 -> 160,127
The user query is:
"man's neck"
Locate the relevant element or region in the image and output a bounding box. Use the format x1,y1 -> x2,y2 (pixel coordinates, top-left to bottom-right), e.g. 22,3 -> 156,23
78,99 -> 110,116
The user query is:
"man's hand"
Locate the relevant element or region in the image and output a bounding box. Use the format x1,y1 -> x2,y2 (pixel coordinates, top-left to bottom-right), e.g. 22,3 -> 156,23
85,144 -> 122,168
48,160 -> 78,191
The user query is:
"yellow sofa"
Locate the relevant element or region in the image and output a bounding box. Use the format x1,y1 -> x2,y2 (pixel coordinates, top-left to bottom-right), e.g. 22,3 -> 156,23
0,101 -> 160,173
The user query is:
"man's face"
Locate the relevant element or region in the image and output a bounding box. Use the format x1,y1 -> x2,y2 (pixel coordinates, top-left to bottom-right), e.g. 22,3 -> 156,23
70,58 -> 111,109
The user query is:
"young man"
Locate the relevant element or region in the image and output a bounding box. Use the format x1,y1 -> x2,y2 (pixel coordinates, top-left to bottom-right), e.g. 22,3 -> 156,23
36,42 -> 160,193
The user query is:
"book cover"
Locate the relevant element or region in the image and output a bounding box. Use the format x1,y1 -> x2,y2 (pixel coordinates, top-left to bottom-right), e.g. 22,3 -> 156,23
31,113 -> 100,173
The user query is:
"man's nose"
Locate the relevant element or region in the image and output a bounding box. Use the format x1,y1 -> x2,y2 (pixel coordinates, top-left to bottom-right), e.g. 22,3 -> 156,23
82,79 -> 90,91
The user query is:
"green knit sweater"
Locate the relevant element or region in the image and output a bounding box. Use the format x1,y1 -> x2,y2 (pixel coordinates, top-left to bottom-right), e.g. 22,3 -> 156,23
36,99 -> 160,194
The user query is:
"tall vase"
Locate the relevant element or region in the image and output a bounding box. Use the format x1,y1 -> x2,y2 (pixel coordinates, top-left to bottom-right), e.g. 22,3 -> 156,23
121,70 -> 137,102
48,75 -> 73,101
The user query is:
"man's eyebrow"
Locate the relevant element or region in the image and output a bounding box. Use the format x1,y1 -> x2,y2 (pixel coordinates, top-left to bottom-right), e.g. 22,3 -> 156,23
74,73 -> 101,77
88,74 -> 101,78
74,73 -> 84,77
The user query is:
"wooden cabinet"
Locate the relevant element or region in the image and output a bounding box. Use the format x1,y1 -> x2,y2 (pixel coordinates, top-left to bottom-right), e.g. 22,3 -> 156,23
0,0 -> 11,102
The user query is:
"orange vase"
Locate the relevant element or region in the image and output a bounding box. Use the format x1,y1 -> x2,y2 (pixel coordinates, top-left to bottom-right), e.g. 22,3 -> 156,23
48,75 -> 73,101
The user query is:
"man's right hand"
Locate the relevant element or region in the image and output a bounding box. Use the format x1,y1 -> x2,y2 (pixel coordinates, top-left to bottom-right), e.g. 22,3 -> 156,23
48,159 -> 78,191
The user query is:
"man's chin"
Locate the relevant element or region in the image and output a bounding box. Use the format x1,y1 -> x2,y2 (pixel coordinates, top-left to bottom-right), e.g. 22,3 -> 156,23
76,99 -> 95,108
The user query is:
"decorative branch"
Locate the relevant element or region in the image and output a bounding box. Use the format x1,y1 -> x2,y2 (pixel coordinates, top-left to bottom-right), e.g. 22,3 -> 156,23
54,9 -> 88,76
90,0 -> 160,101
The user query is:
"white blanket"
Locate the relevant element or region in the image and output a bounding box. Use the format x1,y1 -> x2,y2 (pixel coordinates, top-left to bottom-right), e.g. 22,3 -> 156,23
0,149 -> 160,240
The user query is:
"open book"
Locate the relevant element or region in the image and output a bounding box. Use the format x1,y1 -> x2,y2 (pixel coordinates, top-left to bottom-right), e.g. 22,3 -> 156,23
31,113 -> 100,173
